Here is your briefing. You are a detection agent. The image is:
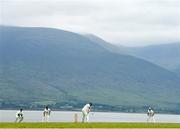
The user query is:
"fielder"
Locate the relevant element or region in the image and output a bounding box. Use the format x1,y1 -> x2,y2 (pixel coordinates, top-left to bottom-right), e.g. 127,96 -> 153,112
147,107 -> 155,123
43,106 -> 51,122
82,103 -> 92,123
15,109 -> 24,123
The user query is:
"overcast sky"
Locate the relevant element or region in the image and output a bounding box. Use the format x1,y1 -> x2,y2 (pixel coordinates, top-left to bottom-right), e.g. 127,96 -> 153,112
1,0 -> 180,46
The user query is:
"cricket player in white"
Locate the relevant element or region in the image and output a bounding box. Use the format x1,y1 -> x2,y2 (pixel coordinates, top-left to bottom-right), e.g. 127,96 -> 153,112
82,103 -> 92,123
43,106 -> 51,122
15,109 -> 23,123
147,107 -> 155,123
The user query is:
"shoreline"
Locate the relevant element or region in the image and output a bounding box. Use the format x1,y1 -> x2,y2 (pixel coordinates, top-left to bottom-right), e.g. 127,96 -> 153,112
1,110 -> 180,116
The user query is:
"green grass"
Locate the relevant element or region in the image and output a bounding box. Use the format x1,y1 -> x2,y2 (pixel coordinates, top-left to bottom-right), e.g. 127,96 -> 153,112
0,122 -> 180,128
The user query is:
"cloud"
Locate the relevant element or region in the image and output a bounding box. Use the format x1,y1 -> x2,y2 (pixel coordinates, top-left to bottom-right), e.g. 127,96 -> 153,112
1,0 -> 180,46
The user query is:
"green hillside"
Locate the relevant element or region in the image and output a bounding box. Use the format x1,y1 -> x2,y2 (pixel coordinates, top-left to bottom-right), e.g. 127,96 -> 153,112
1,26 -> 180,113
174,66 -> 180,77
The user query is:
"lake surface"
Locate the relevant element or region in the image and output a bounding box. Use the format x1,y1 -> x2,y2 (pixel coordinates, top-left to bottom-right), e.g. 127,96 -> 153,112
0,110 -> 180,123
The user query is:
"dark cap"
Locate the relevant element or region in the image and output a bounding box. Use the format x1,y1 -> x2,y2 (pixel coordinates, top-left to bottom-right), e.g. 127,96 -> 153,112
89,103 -> 93,106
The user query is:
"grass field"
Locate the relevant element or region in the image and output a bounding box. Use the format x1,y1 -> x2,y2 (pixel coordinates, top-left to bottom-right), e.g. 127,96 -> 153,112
0,122 -> 180,128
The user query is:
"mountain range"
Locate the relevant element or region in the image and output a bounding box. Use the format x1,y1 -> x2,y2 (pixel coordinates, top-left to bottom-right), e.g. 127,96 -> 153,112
0,26 -> 180,113
85,34 -> 180,69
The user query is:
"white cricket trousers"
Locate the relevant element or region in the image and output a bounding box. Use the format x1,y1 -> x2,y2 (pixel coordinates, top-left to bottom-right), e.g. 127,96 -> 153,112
43,116 -> 50,122
82,111 -> 89,123
147,116 -> 155,123
15,117 -> 23,123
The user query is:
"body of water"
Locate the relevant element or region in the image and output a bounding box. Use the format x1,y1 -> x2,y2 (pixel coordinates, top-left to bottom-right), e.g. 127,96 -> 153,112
0,110 -> 180,123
